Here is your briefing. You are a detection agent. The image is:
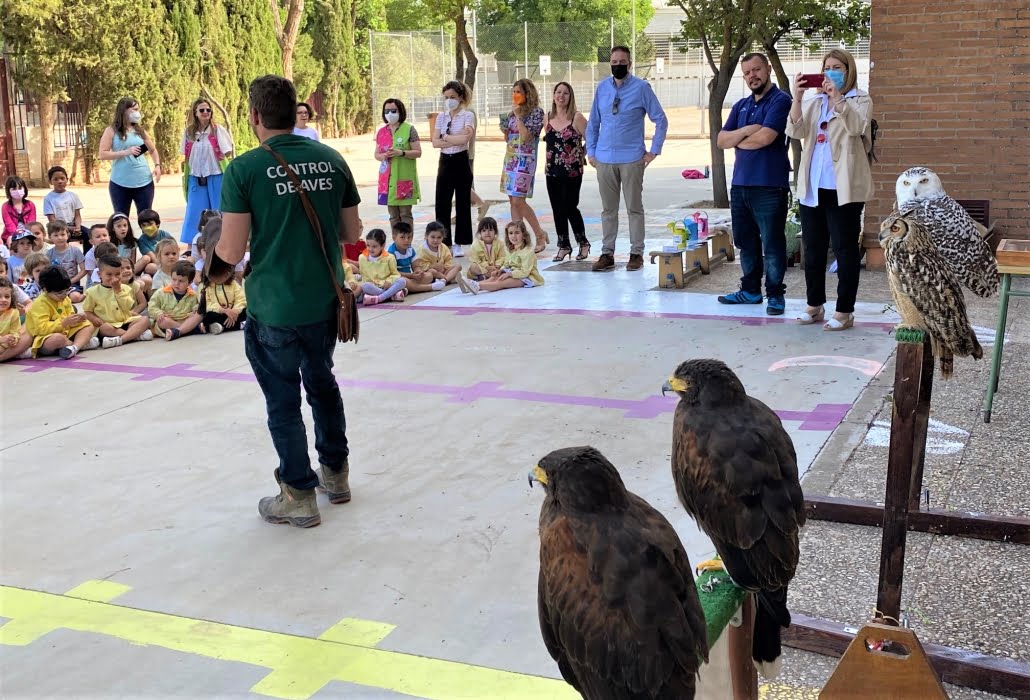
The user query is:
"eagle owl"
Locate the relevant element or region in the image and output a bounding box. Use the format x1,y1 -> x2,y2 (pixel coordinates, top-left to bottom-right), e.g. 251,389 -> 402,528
894,167 -> 998,298
880,212 -> 983,378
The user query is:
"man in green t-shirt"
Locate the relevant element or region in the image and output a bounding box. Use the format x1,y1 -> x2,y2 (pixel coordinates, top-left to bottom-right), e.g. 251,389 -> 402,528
215,75 -> 361,529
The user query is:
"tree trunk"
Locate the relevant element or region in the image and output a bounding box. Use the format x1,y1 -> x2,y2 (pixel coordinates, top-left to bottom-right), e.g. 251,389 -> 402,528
766,42 -> 802,185
271,0 -> 305,79
707,74 -> 732,208
37,96 -> 55,181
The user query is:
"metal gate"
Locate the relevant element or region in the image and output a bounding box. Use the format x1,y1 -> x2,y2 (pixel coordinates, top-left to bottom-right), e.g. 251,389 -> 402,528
0,57 -> 17,179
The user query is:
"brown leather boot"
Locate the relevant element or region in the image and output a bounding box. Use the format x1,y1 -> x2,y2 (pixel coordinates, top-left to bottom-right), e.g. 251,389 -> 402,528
626,254 -> 644,271
258,470 -> 321,528
592,253 -> 616,271
316,462 -> 351,504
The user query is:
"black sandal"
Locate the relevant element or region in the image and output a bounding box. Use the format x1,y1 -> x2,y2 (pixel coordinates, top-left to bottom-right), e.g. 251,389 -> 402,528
576,243 -> 591,261
553,248 -> 572,262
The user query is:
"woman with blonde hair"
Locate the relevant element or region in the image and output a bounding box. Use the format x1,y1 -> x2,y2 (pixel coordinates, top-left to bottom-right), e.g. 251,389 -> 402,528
544,81 -> 589,261
500,79 -> 549,253
786,48 -> 873,331
180,97 -> 235,245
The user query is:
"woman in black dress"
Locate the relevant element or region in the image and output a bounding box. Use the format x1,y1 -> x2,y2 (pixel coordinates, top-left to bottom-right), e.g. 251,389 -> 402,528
543,82 -> 590,261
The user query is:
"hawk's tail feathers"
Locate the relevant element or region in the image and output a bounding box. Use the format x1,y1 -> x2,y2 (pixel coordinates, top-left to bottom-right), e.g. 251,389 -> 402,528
939,350 -> 954,379
753,588 -> 790,679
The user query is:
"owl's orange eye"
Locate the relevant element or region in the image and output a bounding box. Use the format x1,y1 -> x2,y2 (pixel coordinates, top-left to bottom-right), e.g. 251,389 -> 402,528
891,225 -> 900,233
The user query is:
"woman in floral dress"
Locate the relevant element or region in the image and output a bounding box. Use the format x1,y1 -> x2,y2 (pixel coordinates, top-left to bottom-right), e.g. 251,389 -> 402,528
500,79 -> 549,253
543,82 -> 590,262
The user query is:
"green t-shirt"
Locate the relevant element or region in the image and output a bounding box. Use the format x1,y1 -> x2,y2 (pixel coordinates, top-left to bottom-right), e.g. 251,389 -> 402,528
219,134 -> 360,327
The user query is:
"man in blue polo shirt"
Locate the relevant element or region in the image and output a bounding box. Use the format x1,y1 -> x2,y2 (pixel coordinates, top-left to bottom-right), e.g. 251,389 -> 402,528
716,52 -> 792,315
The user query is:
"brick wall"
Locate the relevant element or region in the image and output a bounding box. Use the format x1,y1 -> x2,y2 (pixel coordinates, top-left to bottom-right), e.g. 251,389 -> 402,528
864,0 -> 1030,266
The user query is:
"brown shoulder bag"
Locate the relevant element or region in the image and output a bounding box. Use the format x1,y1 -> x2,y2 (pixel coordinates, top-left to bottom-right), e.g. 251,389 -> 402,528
261,143 -> 359,343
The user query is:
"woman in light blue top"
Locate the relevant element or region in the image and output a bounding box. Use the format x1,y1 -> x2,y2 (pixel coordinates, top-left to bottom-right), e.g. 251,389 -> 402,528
98,97 -> 161,220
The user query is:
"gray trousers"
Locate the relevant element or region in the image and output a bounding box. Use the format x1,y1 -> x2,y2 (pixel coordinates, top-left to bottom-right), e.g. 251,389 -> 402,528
387,205 -> 413,229
596,159 -> 646,256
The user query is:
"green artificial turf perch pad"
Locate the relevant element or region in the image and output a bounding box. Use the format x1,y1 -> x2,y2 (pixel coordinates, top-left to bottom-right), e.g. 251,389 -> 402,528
895,327 -> 927,344
694,568 -> 748,647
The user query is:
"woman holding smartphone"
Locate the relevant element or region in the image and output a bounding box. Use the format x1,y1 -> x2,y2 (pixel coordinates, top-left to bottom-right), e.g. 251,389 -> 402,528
98,97 -> 161,219
786,48 -> 873,331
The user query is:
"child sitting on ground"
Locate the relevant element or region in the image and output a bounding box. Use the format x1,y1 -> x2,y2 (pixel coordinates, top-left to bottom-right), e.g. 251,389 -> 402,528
27,221 -> 52,253
358,228 -> 407,305
196,218 -> 246,333
0,257 -> 30,312
43,165 -> 88,249
6,230 -> 35,283
46,221 -> 86,301
136,209 -> 175,272
149,259 -> 202,341
416,221 -> 461,286
457,221 -> 545,294
388,222 -> 445,293
0,277 -> 33,361
83,254 -> 153,348
344,217 -> 367,275
467,217 -> 505,281
151,238 -> 181,290
108,213 -> 152,295
120,257 -> 148,314
26,266 -> 99,359
86,242 -> 118,287
20,252 -> 51,300
83,224 -> 110,288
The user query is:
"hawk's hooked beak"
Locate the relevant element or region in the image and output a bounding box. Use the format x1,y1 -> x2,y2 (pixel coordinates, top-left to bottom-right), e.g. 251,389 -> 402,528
528,465 -> 548,488
662,377 -> 688,396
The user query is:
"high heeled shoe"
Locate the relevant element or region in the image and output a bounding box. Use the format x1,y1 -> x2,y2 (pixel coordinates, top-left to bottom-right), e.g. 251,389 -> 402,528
575,242 -> 591,261
534,232 -> 551,254
553,247 -> 572,262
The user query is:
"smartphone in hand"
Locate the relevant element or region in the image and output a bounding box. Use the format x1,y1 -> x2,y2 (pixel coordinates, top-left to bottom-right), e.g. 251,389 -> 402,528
135,143 -> 150,157
799,73 -> 825,89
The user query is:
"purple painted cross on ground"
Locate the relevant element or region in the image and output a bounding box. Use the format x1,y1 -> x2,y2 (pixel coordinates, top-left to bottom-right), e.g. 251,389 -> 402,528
11,359 -> 852,430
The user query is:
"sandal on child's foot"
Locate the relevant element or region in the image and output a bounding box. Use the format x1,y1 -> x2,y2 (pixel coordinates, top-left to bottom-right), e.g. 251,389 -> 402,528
165,328 -> 181,342
364,295 -> 380,305
394,289 -> 407,301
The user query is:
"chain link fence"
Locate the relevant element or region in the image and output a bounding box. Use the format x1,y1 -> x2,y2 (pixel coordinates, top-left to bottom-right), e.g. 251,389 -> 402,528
370,21 -> 869,137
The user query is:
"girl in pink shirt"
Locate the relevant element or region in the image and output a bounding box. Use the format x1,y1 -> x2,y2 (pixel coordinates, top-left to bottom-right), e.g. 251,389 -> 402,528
2,177 -> 37,245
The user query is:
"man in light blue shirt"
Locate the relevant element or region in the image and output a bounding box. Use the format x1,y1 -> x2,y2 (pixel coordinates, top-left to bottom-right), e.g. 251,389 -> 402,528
586,46 -> 668,271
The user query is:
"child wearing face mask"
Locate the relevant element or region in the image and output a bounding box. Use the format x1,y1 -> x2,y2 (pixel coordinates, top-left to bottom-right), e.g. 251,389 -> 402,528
136,209 -> 175,272
2,177 -> 36,246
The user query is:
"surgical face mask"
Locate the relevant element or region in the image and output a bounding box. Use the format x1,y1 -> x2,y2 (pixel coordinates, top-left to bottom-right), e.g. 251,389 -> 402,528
512,93 -> 526,106
385,110 -> 400,124
10,189 -> 24,199
128,110 -> 142,124
141,224 -> 159,237
824,69 -> 846,92
611,64 -> 629,80
444,98 -> 460,112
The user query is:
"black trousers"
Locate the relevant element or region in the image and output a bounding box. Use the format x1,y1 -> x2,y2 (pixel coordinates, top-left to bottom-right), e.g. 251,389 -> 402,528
202,308 -> 247,331
799,189 -> 864,314
545,175 -> 588,249
435,152 -> 473,246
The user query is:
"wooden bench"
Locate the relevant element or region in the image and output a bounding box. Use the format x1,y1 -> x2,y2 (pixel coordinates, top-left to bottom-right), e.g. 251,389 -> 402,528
707,227 -> 734,264
649,243 -> 710,288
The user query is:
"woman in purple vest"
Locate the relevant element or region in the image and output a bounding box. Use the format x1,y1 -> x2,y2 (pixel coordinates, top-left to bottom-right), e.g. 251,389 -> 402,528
180,97 -> 235,246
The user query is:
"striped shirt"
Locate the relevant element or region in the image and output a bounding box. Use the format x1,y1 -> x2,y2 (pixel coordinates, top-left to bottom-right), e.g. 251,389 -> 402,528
434,110 -> 475,155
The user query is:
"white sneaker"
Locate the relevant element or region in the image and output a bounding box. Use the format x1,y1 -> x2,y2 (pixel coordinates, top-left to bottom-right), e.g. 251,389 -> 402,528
208,323 -> 224,335
140,329 -> 154,341
102,336 -> 123,349
16,349 -> 32,359
431,279 -> 446,291
451,244 -> 464,258
58,345 -> 78,359
86,337 -> 101,351
456,276 -> 480,295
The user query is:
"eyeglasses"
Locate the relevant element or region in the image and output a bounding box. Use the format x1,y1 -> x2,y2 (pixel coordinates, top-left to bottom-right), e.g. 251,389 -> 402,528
48,289 -> 71,298
612,96 -> 620,115
297,110 -> 309,116
197,108 -> 212,114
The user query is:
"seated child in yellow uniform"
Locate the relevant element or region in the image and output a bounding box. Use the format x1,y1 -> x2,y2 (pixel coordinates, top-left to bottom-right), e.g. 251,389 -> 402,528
26,266 -> 99,359
457,221 -> 544,294
415,221 -> 461,286
358,228 -> 407,305
388,222 -> 445,293
198,262 -> 247,335
83,253 -> 153,348
467,217 -> 505,280
0,277 -> 33,361
119,257 -> 147,314
148,259 -> 203,341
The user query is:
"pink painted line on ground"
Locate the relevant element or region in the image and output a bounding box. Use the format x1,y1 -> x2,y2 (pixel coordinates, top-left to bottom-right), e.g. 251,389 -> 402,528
386,304 -> 898,330
9,358 -> 851,430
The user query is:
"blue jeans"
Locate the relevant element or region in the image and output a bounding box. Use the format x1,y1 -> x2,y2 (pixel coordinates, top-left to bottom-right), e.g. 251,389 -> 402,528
108,180 -> 155,220
181,174 -> 224,245
730,185 -> 789,297
244,315 -> 349,490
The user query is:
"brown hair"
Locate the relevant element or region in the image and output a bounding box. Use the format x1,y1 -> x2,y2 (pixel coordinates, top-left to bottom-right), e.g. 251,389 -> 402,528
504,220 -> 530,251
248,75 -> 297,130
549,82 -> 578,120
23,252 -> 50,276
512,79 -> 540,112
111,97 -> 148,140
172,259 -> 196,280
441,81 -> 471,107
186,97 -> 217,140
821,48 -> 859,94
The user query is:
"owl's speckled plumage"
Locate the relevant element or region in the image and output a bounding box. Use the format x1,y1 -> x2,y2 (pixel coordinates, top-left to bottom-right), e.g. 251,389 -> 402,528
880,212 -> 983,378
893,167 -> 999,298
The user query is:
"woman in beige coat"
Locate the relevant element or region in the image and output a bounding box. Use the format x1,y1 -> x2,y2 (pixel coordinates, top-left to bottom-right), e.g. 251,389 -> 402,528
786,48 -> 873,331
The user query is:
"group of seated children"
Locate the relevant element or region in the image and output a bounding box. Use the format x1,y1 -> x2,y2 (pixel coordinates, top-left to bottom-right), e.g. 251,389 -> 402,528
342,217 -> 544,303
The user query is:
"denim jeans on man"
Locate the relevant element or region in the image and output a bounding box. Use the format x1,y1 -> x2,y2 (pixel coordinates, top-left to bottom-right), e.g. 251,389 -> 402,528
244,316 -> 349,491
731,185 -> 789,297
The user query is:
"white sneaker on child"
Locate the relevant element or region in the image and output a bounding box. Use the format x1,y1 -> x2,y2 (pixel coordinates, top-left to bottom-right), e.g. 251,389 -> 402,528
86,337 -> 101,350
431,279 -> 446,291
456,276 -> 480,295
451,244 -> 464,258
102,337 -> 123,349
363,295 -> 380,305
16,349 -> 32,359
208,323 -> 224,335
139,329 -> 154,341
58,345 -> 78,359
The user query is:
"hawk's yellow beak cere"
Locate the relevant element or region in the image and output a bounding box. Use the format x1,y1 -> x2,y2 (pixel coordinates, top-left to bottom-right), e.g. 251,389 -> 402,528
528,465 -> 548,487
662,377 -> 688,396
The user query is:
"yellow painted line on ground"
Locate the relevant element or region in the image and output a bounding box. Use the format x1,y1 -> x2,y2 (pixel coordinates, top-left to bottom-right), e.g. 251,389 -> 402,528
0,582 -> 577,700
759,681 -> 821,699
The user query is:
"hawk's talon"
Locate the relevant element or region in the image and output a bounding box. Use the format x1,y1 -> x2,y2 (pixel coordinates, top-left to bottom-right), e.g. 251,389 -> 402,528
695,558 -> 725,576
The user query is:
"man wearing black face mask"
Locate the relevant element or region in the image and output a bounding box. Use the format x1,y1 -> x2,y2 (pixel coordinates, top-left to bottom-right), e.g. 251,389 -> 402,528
585,46 -> 668,272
